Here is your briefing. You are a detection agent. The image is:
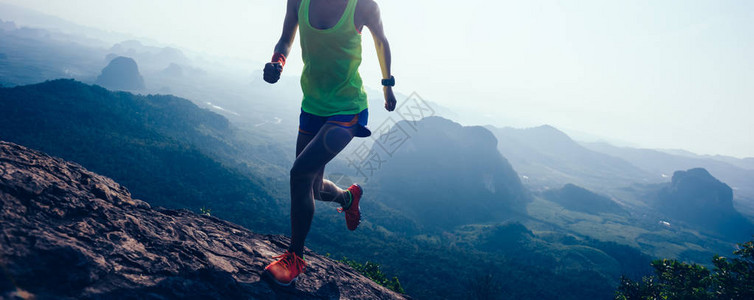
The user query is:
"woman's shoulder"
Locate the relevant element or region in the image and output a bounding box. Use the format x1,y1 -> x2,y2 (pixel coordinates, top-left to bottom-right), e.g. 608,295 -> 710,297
356,0 -> 378,12
355,0 -> 379,25
288,0 -> 302,10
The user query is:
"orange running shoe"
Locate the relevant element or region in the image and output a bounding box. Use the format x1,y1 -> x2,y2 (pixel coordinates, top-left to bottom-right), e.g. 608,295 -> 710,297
264,251 -> 306,286
337,184 -> 362,231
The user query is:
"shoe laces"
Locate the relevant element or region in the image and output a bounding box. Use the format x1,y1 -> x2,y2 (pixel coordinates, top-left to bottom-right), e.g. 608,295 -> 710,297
273,251 -> 306,273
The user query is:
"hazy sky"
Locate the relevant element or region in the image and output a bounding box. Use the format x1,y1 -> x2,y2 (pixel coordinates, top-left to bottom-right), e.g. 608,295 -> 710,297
2,0 -> 753,158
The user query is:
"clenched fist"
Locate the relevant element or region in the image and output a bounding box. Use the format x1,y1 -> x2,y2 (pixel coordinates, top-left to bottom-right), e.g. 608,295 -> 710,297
263,62 -> 283,84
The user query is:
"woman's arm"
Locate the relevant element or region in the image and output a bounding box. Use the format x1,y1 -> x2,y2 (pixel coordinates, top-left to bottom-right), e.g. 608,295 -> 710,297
274,0 -> 300,58
364,1 -> 397,111
264,0 -> 299,84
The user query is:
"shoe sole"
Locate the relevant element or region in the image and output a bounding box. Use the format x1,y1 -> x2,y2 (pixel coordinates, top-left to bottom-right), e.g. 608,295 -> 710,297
263,269 -> 298,287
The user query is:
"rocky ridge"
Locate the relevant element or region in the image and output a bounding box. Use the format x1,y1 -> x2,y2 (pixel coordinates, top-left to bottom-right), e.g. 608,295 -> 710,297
0,141 -> 407,299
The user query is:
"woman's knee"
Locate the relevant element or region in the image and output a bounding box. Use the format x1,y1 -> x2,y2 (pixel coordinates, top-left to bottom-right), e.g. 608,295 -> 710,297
290,163 -> 317,182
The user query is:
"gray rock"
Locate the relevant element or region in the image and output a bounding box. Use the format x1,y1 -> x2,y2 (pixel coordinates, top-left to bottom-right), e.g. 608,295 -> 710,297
0,141 -> 408,299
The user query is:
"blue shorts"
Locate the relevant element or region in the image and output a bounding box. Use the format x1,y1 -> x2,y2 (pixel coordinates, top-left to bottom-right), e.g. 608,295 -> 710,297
299,108 -> 371,138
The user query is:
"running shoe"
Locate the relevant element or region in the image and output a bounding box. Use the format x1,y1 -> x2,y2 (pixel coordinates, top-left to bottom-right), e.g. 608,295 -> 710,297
264,251 -> 306,286
337,184 -> 362,231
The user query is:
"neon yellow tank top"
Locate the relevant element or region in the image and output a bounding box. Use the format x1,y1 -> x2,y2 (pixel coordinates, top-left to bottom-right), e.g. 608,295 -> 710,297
299,0 -> 368,116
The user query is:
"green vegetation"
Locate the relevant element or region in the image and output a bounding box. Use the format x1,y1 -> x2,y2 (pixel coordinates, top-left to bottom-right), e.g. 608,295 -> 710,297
543,183 -> 627,215
199,206 -> 212,216
0,79 -> 286,233
525,194 -> 741,264
339,257 -> 405,294
467,274 -> 503,300
308,214 -> 654,299
615,237 -> 754,299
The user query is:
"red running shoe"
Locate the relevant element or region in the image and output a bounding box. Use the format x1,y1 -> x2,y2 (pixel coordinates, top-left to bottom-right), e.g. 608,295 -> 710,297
337,184 -> 362,231
264,251 -> 306,286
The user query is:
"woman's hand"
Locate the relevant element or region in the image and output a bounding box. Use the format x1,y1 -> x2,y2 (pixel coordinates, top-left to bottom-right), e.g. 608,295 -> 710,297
384,86 -> 397,111
263,63 -> 283,84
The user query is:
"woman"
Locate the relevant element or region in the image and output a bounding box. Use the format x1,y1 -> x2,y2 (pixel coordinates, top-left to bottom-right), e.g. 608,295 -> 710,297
262,0 -> 396,286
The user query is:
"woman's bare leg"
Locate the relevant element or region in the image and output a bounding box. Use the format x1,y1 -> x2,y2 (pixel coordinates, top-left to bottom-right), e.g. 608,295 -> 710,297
288,124 -> 354,256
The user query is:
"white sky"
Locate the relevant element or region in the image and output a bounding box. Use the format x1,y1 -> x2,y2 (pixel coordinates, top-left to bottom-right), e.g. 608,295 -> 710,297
2,0 -> 753,158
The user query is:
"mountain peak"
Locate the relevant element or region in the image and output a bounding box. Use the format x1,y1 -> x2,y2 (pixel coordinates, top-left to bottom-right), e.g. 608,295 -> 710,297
655,168 -> 752,239
494,124 -> 576,148
667,168 -> 732,203
0,141 -> 407,299
671,167 -> 714,183
528,124 -> 572,141
535,124 -> 558,131
371,116 -> 528,230
95,56 -> 145,91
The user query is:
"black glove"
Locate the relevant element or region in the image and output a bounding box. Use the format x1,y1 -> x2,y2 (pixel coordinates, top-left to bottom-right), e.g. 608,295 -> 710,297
263,62 -> 283,84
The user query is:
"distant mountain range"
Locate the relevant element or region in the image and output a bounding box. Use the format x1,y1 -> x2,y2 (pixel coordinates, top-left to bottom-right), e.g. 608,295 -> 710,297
488,125 -> 657,192
0,23 -> 107,86
584,142 -> 754,215
584,141 -> 754,196
0,79 -> 288,232
484,124 -> 754,217
659,148 -> 754,170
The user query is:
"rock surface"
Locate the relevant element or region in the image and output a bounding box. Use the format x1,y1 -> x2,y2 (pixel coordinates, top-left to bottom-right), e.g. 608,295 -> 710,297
0,141 -> 407,299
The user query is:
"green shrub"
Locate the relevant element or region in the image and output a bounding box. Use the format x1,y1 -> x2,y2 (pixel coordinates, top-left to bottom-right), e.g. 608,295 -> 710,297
199,206 -> 212,216
615,237 -> 754,299
340,257 -> 405,294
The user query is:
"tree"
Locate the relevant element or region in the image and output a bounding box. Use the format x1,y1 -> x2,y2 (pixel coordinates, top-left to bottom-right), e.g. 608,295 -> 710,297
711,239 -> 754,299
467,273 -> 503,300
615,238 -> 754,300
